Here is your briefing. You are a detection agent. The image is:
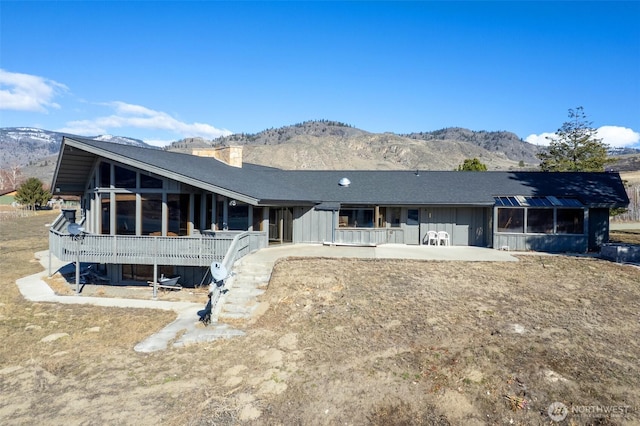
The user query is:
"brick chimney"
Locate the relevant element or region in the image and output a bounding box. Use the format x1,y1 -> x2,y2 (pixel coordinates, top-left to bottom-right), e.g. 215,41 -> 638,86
192,146 -> 243,168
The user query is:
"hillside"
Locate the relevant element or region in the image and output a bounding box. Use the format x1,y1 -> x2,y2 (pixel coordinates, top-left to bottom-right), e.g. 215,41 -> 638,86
4,121 -> 639,189
403,127 -> 540,164
0,127 -> 149,169
168,120 -> 541,171
0,128 -> 151,187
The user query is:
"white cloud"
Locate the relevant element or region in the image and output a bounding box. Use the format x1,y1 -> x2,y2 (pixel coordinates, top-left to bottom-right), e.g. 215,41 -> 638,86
0,69 -> 68,112
526,126 -> 640,148
596,126 -> 640,148
525,132 -> 556,146
58,101 -> 232,145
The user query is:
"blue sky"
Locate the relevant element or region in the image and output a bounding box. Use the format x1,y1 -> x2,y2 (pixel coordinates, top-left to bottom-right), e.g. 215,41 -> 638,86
1,1 -> 639,148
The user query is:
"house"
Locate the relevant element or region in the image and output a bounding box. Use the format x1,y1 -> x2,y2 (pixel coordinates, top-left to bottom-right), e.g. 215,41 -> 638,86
49,136 -> 629,285
0,190 -> 17,205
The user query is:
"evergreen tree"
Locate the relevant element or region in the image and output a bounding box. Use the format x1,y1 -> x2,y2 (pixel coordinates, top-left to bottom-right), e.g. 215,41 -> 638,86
15,177 -> 52,210
456,157 -> 488,171
537,107 -> 610,172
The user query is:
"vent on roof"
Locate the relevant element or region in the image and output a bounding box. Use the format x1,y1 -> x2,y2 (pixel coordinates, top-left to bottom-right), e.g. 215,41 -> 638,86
338,177 -> 351,187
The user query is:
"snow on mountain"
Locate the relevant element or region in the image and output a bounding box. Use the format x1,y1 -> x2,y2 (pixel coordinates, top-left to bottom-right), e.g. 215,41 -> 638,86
0,127 -> 151,168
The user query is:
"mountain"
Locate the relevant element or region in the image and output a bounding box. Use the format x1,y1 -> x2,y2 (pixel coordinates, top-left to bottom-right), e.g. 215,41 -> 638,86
10,121 -> 638,190
0,128 -> 151,188
168,121 -> 541,171
0,127 -> 149,169
402,127 -> 540,164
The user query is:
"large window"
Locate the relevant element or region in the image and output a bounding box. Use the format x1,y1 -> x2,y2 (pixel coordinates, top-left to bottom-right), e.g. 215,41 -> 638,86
527,209 -> 554,234
140,173 -> 162,189
168,194 -> 189,236
216,199 -> 225,229
205,194 -> 213,230
339,207 -> 374,228
99,162 -> 111,187
100,193 -> 111,235
193,194 -> 202,230
228,204 -> 249,230
557,209 -> 584,234
115,194 -> 136,235
497,208 -> 524,233
141,194 -> 163,235
122,264 -> 174,282
496,197 -> 585,235
114,165 -> 137,188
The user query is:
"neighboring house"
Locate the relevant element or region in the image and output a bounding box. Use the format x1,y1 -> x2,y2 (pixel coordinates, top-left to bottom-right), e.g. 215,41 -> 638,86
49,137 -> 629,286
0,190 -> 17,205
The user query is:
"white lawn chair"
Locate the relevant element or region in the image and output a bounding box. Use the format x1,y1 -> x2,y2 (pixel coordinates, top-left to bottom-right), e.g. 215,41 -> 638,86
425,230 -> 439,245
437,231 -> 450,246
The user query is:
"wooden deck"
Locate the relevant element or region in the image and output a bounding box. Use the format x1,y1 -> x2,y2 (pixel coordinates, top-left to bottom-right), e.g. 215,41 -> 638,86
50,228 -> 267,267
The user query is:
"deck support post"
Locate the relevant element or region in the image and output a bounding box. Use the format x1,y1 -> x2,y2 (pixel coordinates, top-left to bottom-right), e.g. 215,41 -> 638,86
152,237 -> 158,299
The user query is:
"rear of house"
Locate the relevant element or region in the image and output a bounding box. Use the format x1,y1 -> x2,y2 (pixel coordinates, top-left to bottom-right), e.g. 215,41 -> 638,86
48,137 -> 629,286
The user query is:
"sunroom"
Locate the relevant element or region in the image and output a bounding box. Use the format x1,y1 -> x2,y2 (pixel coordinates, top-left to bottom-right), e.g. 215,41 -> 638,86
493,196 -> 589,252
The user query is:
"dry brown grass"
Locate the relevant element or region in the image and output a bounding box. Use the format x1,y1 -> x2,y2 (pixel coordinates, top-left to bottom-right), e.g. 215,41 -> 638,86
235,256 -> 640,425
620,171 -> 640,186
1,211 -> 639,425
610,229 -> 640,245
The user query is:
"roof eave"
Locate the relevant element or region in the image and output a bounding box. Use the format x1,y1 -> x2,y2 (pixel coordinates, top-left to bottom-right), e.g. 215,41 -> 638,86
63,138 -> 260,205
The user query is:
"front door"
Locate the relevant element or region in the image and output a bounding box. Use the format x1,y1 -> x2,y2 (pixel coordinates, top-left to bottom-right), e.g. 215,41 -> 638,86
406,208 -> 420,245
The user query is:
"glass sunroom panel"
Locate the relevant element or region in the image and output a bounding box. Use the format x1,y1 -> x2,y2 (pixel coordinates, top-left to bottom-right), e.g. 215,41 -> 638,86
100,193 -> 111,235
194,194 -> 202,231
140,173 -> 162,189
114,165 -> 137,188
115,193 -> 136,235
527,209 -> 554,233
99,162 -> 111,187
556,209 -> 584,234
168,194 -> 189,236
205,194 -> 213,230
497,208 -> 524,233
141,194 -> 163,235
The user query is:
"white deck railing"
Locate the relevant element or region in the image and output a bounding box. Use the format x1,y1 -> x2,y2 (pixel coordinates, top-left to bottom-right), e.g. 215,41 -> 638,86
50,224 -> 267,267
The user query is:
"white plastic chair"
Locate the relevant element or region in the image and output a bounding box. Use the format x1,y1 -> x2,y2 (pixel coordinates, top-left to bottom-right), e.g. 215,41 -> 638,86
437,231 -> 450,246
425,230 -> 438,245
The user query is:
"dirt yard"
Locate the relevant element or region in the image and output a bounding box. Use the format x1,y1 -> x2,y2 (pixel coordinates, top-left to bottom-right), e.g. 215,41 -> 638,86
1,210 -> 639,425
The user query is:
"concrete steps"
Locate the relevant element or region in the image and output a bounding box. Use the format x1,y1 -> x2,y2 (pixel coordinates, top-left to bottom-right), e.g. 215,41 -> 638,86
215,255 -> 273,321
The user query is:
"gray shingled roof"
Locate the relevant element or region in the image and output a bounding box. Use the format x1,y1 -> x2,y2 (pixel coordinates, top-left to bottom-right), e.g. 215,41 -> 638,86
53,137 -> 629,208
